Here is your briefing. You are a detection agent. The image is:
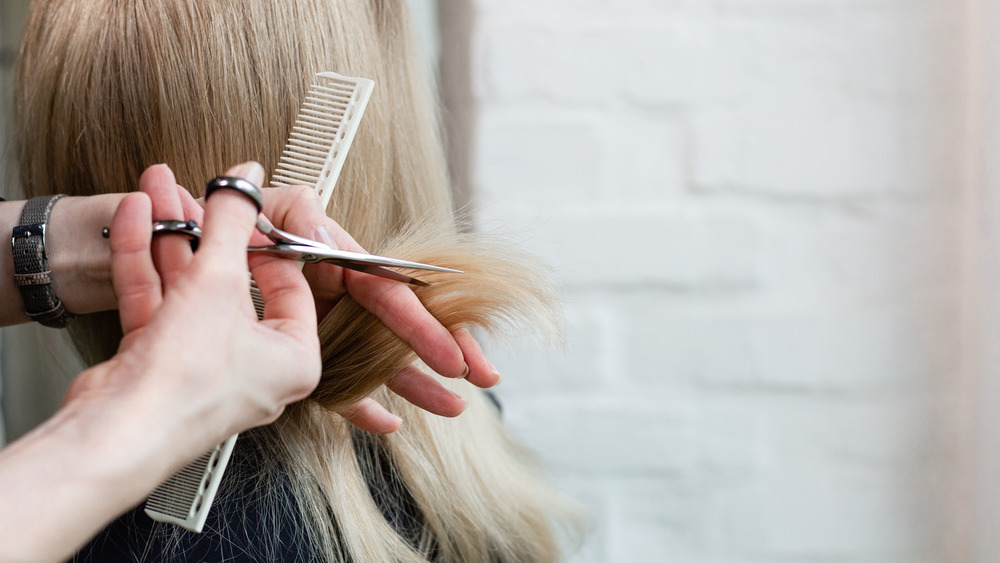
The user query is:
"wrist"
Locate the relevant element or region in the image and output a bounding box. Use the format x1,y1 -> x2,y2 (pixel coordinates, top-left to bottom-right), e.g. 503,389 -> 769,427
47,193 -> 127,316
0,360 -> 175,562
65,353 -> 235,476
54,365 -> 176,494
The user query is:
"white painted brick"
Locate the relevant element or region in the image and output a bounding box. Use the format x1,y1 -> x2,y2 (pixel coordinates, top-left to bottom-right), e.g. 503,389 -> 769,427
618,17 -> 754,108
896,104 -> 965,190
476,0 -> 709,16
757,398 -> 955,471
601,112 -> 687,201
718,0 -> 844,11
503,392 -> 762,481
745,306 -> 958,390
626,305 -> 760,387
693,101 -> 914,197
475,109 -> 605,203
751,201 -> 961,302
839,9 -> 964,103
482,297 -> 624,393
718,0 -> 923,13
476,108 -> 687,205
552,476 -> 613,563
625,300 -> 958,391
474,0 -> 606,18
723,465 -> 941,558
608,478 -> 723,561
474,208 -> 760,290
615,15 -> 859,109
476,22 -> 620,106
474,22 -> 561,104
464,0 -> 966,561
502,395 -> 699,476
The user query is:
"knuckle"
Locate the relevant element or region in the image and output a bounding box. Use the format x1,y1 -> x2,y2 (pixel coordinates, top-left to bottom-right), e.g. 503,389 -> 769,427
290,184 -> 320,206
195,261 -> 248,291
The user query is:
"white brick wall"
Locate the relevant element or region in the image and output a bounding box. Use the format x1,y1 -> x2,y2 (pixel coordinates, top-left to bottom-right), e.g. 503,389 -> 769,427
466,1 -> 969,561
0,0 -> 978,559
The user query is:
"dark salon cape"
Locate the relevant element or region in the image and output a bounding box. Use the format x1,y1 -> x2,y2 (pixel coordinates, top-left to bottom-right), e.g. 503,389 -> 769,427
72,435 -> 321,562
73,393 -> 501,562
72,429 -> 429,563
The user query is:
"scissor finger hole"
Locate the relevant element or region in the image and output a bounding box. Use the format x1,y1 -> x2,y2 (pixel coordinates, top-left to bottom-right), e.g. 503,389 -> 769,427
204,176 -> 264,213
151,219 -> 201,251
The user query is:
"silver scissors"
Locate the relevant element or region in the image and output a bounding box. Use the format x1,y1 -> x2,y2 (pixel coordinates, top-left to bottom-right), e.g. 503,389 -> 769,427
144,219 -> 461,287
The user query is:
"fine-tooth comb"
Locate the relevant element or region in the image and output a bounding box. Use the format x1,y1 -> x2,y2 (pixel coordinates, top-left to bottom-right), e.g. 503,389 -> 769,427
270,71 -> 375,208
144,71 -> 374,533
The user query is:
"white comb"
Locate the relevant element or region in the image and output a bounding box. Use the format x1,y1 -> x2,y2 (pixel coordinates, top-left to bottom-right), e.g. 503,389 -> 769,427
269,71 -> 375,208
143,436 -> 237,532
144,71 -> 374,533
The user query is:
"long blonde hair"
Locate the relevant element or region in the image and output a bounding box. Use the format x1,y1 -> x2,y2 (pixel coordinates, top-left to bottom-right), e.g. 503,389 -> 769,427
15,0 -> 580,561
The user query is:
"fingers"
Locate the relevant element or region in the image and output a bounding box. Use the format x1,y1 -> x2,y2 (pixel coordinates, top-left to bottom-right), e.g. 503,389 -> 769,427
140,164 -> 192,290
336,398 -> 403,434
231,172 -> 317,329
196,162 -> 264,269
260,185 -> 331,248
386,365 -> 466,418
250,255 -> 316,329
175,184 -> 205,224
345,271 -> 468,378
109,193 -> 160,335
452,328 -> 501,388
256,181 -> 501,415
258,183 -> 478,379
260,185 -> 347,307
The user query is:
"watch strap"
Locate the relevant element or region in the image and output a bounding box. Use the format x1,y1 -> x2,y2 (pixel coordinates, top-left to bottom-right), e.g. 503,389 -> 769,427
12,195 -> 75,328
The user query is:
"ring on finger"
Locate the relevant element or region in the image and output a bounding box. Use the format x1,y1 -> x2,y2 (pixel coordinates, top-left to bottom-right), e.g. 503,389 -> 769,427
205,176 -> 264,213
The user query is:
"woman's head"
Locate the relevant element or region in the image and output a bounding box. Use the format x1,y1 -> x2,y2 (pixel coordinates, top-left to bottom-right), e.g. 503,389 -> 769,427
16,0 -> 466,371
16,0 -> 451,248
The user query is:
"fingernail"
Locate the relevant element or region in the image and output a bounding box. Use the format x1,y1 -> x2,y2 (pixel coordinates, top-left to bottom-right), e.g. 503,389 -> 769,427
450,389 -> 466,403
314,225 -> 334,248
231,161 -> 265,188
460,363 -> 470,378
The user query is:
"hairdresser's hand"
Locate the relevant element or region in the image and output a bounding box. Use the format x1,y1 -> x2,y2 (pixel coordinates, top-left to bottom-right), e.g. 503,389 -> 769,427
0,164 -> 320,563
141,161 -> 496,433
64,163 -> 321,452
257,182 -> 501,432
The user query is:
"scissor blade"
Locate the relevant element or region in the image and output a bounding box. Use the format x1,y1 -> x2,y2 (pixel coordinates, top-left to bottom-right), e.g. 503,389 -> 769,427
250,245 -> 431,285
255,220 -> 318,247
333,261 -> 431,287
282,244 -> 463,274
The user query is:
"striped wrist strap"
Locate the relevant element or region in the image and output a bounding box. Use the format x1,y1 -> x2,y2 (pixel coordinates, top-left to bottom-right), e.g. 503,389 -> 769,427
12,195 -> 75,328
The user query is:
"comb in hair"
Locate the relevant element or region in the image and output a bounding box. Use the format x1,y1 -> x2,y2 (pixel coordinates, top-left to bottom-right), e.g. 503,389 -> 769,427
144,71 -> 374,533
144,436 -> 237,532
269,71 -> 375,207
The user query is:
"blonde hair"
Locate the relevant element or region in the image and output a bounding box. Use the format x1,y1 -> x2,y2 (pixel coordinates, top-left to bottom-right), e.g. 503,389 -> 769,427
16,0 -> 581,561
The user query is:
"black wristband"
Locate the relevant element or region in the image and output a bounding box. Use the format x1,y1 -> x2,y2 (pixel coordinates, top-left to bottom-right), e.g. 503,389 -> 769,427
12,195 -> 75,328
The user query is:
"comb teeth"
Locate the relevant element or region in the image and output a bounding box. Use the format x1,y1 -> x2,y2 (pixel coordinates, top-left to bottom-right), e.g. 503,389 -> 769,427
144,435 -> 237,533
250,279 -> 265,320
270,72 -> 375,210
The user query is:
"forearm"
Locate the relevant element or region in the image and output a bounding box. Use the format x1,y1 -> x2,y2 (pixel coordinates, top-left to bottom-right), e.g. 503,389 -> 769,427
0,194 -> 125,326
0,361 -> 185,562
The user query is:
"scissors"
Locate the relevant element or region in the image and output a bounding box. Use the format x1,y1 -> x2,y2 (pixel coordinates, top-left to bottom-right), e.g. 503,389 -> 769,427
111,219 -> 462,287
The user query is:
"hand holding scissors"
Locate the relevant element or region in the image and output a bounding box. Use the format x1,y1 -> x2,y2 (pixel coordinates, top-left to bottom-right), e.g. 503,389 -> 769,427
129,163 -> 500,433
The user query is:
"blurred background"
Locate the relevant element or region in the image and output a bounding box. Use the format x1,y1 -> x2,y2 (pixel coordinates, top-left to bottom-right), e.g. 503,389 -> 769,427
0,0 -> 991,561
